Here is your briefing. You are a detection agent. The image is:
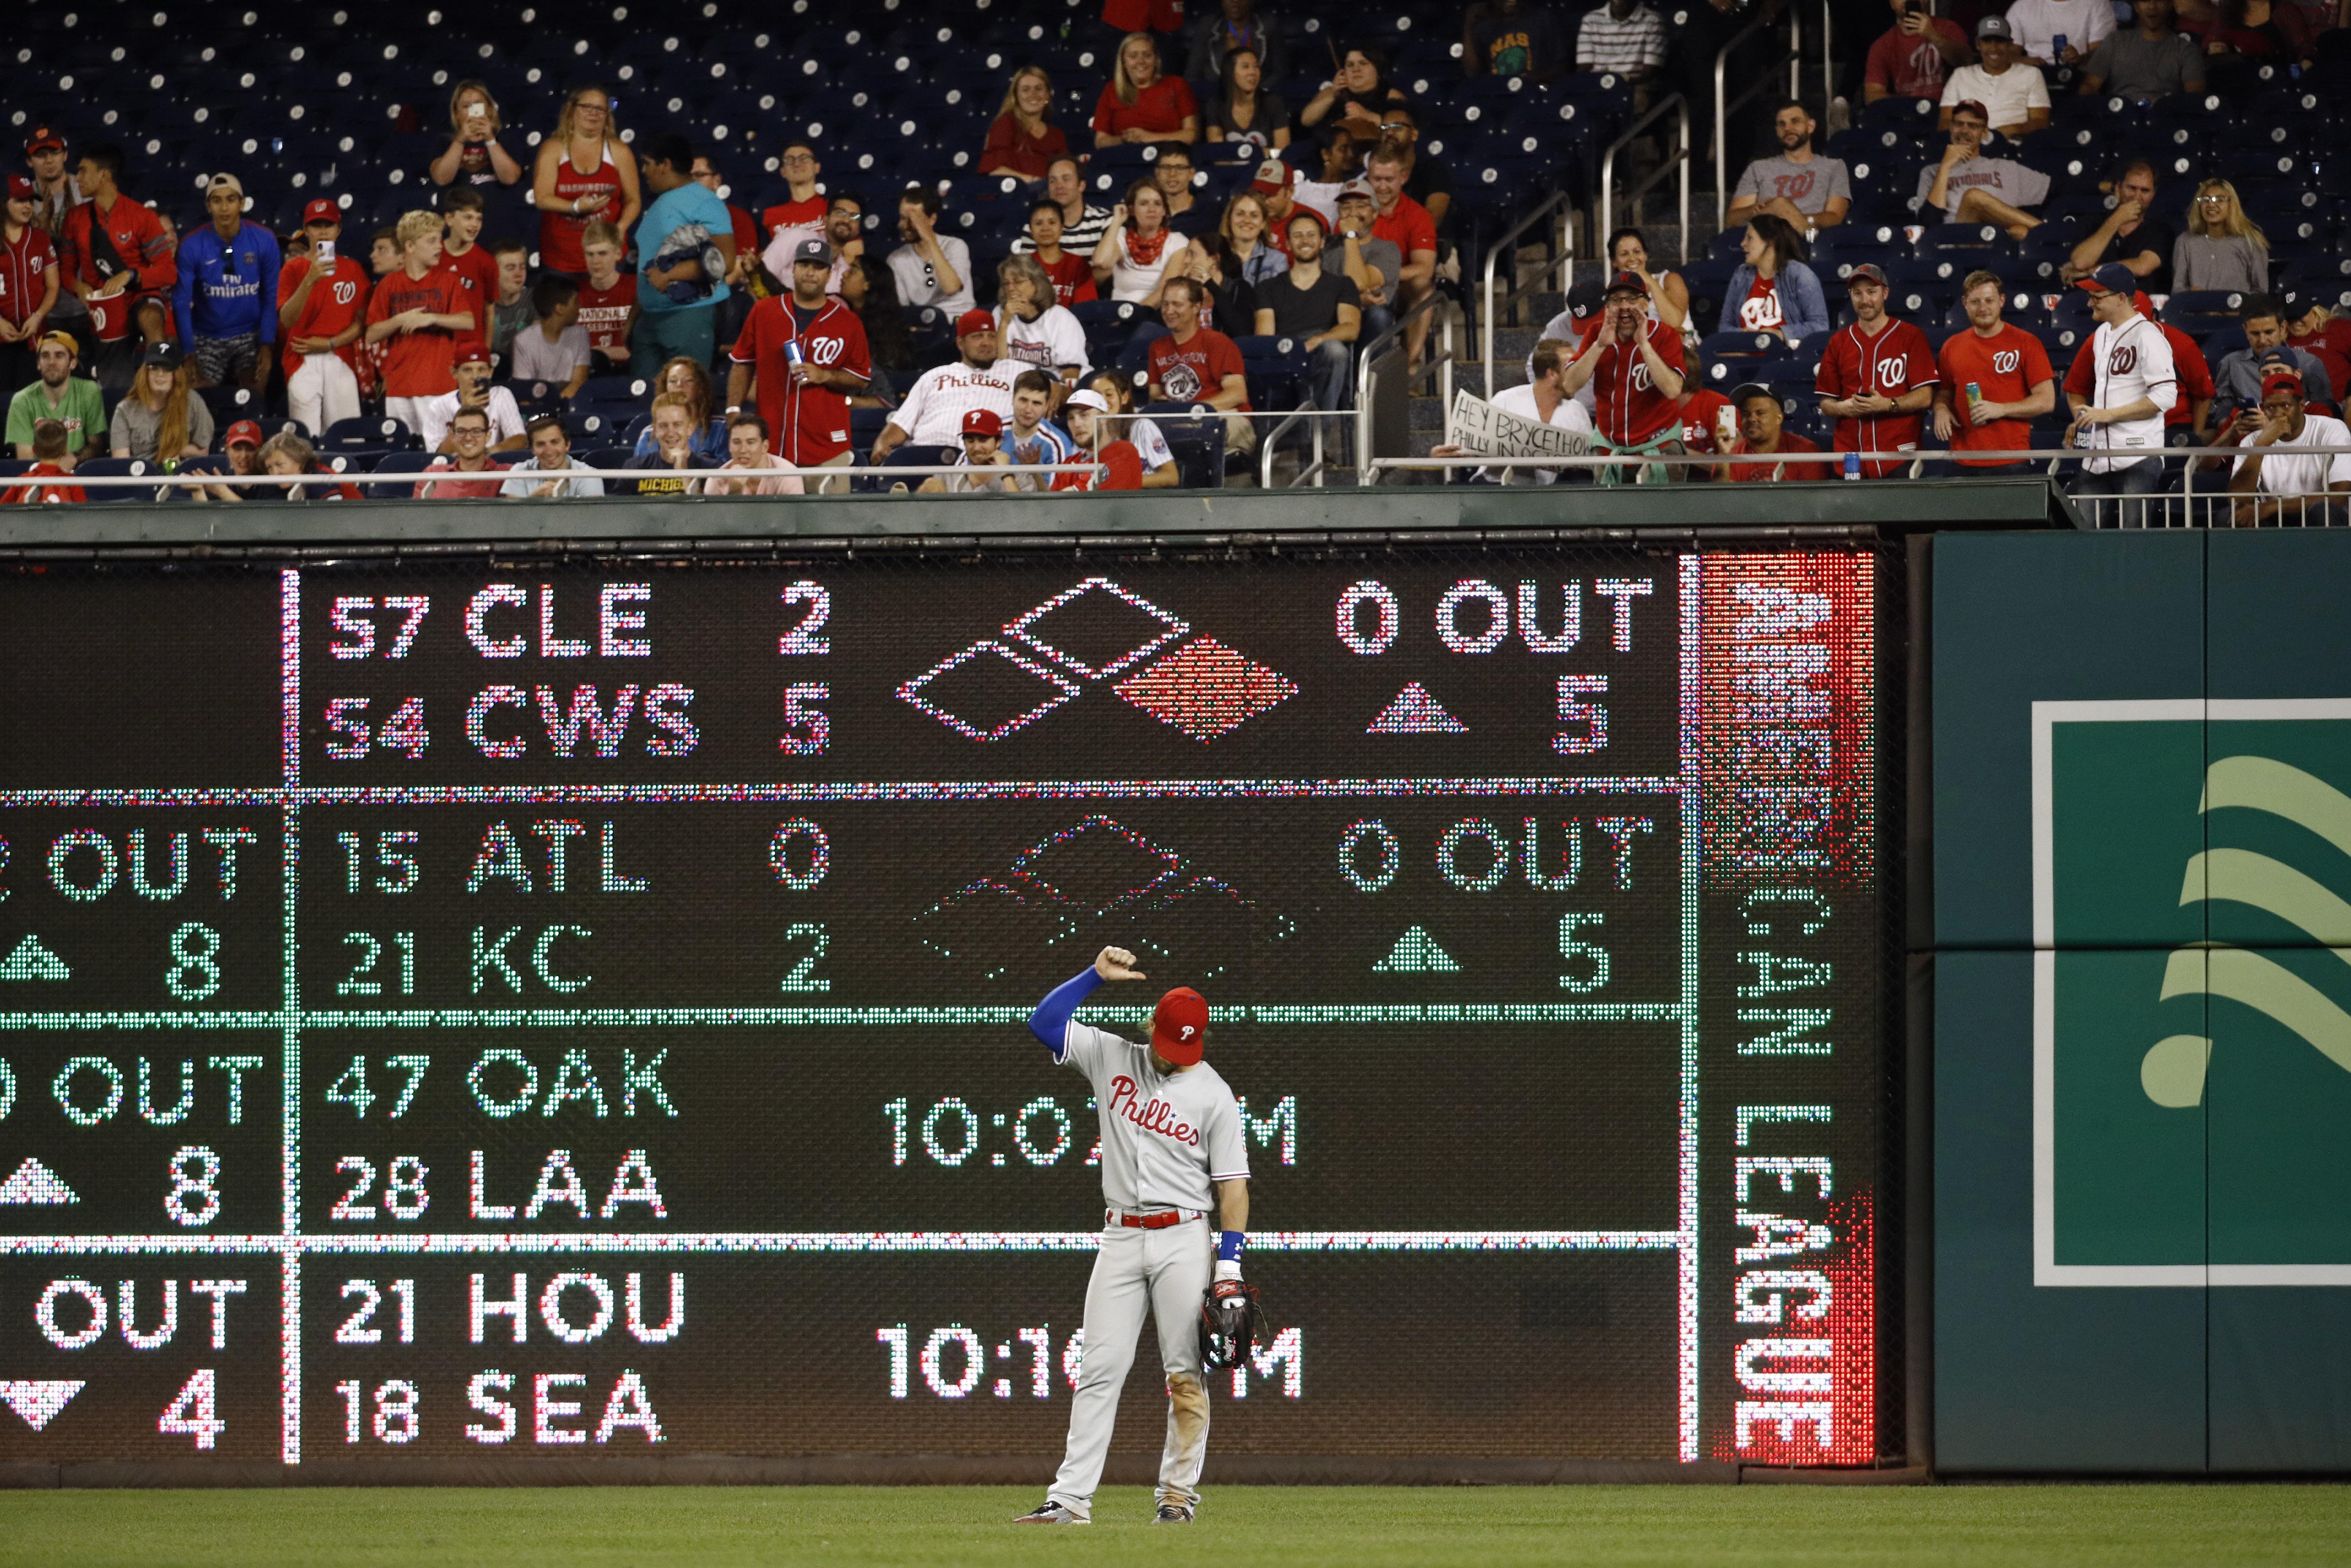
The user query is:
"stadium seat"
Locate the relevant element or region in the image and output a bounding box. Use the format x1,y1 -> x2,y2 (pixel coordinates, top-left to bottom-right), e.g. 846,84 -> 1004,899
322,417 -> 419,453
361,451 -> 443,499
69,458 -> 156,504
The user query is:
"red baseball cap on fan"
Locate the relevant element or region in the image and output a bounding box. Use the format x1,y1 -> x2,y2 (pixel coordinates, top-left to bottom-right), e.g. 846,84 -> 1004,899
1152,987 -> 1209,1065
302,198 -> 343,225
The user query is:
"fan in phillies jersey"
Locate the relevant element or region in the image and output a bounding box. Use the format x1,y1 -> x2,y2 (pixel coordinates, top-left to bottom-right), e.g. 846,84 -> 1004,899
727,237 -> 871,488
870,309 -> 1018,462
2064,262 -> 2176,509
1815,263 -> 1938,478
1562,271 -> 1687,450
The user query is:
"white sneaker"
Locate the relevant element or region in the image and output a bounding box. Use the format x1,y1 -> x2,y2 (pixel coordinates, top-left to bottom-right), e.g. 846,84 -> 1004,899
1012,1500 -> 1088,1524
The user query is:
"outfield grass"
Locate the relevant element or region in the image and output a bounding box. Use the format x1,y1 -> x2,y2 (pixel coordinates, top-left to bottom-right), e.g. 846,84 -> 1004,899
1,1483 -> 2346,1566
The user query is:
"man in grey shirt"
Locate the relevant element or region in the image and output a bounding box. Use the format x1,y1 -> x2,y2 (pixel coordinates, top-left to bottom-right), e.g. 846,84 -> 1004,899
2076,0 -> 2205,102
1333,182 -> 1405,340
2211,298 -> 2335,429
1724,100 -> 1852,232
498,414 -> 607,499
1915,100 -> 2050,237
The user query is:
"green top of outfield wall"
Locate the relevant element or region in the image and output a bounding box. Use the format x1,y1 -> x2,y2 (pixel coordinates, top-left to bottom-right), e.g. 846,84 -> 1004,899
0,479 -> 2067,552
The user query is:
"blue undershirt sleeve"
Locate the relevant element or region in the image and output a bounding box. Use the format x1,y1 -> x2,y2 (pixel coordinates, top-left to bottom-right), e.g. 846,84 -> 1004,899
1028,967 -> 1104,1059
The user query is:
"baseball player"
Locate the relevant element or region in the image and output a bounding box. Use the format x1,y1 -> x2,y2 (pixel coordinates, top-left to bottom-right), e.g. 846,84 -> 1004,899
1013,945 -> 1252,1527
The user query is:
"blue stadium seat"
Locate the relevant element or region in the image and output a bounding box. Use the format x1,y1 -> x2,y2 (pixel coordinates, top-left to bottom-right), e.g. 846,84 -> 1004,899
322,417 -> 418,453
363,451 -> 443,499
68,458 -> 154,504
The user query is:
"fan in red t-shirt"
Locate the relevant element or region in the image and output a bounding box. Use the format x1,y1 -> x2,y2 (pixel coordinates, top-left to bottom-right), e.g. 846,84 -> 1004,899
1722,382 -> 1831,482
759,143 -> 829,250
1146,276 -> 1253,457
2285,289 -> 2351,407
1050,388 -> 1147,490
1931,272 -> 2057,473
1092,34 -> 1200,147
361,211 -> 475,434
1814,264 -> 1938,478
576,221 -> 639,370
1565,272 -> 1689,448
1024,200 -> 1099,308
436,189 -> 500,341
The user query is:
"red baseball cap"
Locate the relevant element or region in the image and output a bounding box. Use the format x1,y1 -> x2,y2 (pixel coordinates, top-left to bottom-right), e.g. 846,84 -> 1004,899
454,344 -> 492,367
2261,370 -> 2306,399
5,175 -> 34,202
1250,158 -> 1294,195
302,198 -> 342,225
960,407 -> 1004,438
954,308 -> 995,339
1152,987 -> 1209,1065
224,419 -> 265,449
23,127 -> 63,156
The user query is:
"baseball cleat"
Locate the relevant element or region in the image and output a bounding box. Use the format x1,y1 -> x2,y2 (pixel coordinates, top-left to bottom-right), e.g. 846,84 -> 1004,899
1154,1503 -> 1196,1524
1012,1501 -> 1088,1525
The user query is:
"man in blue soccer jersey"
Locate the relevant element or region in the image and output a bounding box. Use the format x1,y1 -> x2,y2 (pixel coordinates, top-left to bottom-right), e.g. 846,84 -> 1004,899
1014,945 -> 1252,1526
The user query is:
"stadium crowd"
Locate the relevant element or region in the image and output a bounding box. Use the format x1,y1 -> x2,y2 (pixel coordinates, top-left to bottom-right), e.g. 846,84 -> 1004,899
1,0 -> 2347,511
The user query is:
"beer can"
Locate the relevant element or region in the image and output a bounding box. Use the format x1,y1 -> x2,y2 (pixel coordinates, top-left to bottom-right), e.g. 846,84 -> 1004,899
784,341 -> 805,367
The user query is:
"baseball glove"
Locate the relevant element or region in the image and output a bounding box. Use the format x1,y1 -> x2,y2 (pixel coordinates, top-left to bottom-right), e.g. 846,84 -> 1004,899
1197,1278 -> 1263,1372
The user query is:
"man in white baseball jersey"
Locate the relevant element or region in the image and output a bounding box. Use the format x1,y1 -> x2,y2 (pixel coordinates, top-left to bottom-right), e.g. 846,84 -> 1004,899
869,308 -> 1017,467
2066,262 -> 2176,523
1013,944 -> 1252,1527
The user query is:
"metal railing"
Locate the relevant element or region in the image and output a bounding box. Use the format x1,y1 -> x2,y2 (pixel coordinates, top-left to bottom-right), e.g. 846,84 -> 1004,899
1354,291 -> 1459,486
0,463 -> 1112,498
1597,93 -> 1692,270
1256,403 -> 1355,489
1361,445 -> 2351,523
1714,6 -> 1804,212
1479,190 -> 1576,409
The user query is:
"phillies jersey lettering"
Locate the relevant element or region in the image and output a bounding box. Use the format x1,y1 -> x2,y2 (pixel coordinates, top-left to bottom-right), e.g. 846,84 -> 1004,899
1057,1021 -> 1248,1212
1106,1074 -> 1202,1148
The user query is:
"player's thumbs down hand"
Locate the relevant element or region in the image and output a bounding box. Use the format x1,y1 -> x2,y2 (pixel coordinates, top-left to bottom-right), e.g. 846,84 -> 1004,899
1095,946 -> 1147,981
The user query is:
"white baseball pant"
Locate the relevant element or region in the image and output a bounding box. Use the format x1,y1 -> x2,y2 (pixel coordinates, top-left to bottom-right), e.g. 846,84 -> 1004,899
1047,1213 -> 1213,1518
287,353 -> 361,437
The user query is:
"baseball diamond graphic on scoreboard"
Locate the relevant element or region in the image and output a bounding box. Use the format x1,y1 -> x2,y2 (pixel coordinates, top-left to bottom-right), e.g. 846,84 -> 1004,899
0,549 -> 1882,1468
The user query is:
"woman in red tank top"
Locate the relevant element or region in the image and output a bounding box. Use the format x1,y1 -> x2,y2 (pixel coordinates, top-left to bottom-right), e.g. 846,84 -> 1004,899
531,85 -> 641,275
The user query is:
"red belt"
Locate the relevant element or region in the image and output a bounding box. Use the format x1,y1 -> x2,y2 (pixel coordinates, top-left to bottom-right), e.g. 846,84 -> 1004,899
1108,1209 -> 1186,1229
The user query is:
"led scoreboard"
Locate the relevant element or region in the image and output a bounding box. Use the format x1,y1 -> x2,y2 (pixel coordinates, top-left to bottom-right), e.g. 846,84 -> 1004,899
0,545 -> 1882,1474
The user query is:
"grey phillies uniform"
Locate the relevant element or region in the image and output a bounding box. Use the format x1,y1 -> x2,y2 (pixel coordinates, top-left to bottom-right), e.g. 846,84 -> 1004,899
1044,1019 -> 1249,1518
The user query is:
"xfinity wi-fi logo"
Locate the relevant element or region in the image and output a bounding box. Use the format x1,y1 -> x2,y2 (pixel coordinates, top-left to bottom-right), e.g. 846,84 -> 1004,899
2033,700 -> 2351,1286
